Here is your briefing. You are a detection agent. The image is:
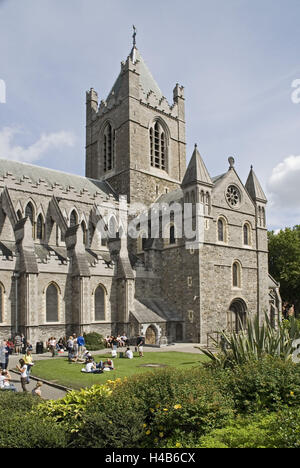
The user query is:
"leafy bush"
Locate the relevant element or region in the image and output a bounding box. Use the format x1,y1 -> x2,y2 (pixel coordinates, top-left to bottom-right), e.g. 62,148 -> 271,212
69,368 -> 234,448
83,332 -> 105,351
214,356 -> 300,413
0,411 -> 67,448
197,408 -> 300,448
34,384 -> 112,432
0,393 -> 67,448
0,391 -> 40,413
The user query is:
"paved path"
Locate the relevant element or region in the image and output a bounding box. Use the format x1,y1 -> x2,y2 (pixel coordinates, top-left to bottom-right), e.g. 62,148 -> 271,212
5,343 -> 203,400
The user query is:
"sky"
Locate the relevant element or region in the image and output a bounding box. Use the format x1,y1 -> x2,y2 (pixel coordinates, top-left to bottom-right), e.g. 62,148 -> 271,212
0,0 -> 300,230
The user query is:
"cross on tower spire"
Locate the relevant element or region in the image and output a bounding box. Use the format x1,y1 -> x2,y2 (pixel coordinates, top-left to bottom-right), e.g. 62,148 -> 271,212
132,25 -> 137,47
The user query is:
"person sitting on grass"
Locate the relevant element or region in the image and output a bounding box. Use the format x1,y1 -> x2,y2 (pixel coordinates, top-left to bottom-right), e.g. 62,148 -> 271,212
125,347 -> 133,359
102,359 -> 114,371
81,357 -> 102,374
0,370 -> 17,392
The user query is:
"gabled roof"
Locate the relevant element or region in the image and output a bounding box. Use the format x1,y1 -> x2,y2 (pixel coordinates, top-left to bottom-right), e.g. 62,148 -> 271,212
107,46 -> 164,102
0,159 -> 115,198
245,166 -> 267,203
181,145 -> 213,188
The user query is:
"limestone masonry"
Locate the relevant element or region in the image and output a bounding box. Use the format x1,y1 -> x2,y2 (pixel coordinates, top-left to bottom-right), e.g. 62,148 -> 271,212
0,42 -> 281,345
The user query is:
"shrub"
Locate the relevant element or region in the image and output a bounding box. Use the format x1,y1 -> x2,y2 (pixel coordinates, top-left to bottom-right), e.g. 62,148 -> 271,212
0,391 -> 40,413
199,313 -> 300,367
33,384 -> 112,432
197,408 -> 300,448
214,355 -> 300,413
83,332 -> 104,351
70,368 -> 234,448
0,411 -> 67,448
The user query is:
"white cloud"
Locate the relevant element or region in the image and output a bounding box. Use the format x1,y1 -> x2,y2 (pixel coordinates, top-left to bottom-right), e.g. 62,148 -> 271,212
268,155 -> 300,207
267,155 -> 300,229
0,127 -> 76,163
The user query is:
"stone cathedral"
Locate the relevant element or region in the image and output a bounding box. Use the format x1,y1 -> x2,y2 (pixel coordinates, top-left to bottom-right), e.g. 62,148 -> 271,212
0,38 -> 281,346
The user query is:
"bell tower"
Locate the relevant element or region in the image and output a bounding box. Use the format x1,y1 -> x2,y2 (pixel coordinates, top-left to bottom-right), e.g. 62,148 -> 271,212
85,29 -> 186,206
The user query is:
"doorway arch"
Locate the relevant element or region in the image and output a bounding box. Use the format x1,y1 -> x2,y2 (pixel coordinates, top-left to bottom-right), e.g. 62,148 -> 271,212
145,325 -> 157,345
227,298 -> 247,333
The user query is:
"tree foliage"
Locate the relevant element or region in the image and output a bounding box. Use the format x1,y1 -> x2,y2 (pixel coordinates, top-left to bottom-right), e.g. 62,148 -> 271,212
268,225 -> 300,311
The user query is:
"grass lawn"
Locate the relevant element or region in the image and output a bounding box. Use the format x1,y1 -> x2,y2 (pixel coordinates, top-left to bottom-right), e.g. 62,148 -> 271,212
31,351 -> 208,390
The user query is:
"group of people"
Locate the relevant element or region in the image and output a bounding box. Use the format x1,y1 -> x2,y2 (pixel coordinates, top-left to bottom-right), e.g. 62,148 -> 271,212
0,342 -> 42,396
105,334 -> 129,349
81,356 -> 115,374
45,334 -> 86,360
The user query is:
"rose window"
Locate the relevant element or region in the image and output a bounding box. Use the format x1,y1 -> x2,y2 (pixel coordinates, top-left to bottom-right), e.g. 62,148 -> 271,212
226,185 -> 241,207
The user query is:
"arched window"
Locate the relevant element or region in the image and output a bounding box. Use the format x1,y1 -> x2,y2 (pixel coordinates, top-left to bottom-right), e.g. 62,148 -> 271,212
243,223 -> 250,246
218,218 -> 225,242
170,224 -> 176,245
25,202 -> 34,224
25,202 -> 35,239
17,210 -> 22,220
36,214 -> 44,240
46,283 -> 59,322
0,283 -> 4,323
103,122 -> 114,172
94,285 -> 106,321
232,262 -> 241,288
262,207 -> 266,227
150,121 -> 167,171
81,221 -> 87,245
70,210 -> 78,228
137,231 -> 147,253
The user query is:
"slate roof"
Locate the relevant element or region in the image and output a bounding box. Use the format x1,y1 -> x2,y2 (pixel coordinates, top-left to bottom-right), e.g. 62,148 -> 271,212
182,146 -> 213,188
132,298 -> 182,324
107,47 -> 164,102
245,167 -> 267,203
0,159 -> 115,198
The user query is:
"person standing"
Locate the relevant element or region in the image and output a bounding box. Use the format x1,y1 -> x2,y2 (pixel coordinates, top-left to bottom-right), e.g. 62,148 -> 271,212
136,335 -> 145,357
16,359 -> 28,392
23,350 -> 34,384
67,336 -> 74,361
77,334 -> 85,357
14,334 -> 22,355
0,341 -> 7,370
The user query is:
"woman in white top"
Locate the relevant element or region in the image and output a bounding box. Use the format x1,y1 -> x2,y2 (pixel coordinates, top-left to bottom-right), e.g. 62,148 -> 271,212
0,370 -> 17,392
16,359 -> 28,392
81,358 -> 96,373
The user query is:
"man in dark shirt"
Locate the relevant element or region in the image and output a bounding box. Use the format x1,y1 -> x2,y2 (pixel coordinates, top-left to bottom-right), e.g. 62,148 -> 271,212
136,335 -> 145,357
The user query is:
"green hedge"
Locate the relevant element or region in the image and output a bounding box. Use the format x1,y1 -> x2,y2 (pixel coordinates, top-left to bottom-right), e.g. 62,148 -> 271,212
214,355 -> 300,413
83,332 -> 105,351
69,367 -> 234,448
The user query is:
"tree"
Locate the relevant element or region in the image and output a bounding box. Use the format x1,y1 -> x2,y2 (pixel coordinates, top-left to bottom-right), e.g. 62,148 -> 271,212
268,226 -> 300,313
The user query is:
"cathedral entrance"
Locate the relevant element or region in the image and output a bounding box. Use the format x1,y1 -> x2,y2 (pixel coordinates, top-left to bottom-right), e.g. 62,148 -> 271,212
227,299 -> 247,333
145,326 -> 157,345
175,323 -> 183,341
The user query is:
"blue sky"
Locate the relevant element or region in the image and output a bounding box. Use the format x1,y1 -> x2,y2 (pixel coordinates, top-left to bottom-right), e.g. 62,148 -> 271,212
0,0 -> 300,229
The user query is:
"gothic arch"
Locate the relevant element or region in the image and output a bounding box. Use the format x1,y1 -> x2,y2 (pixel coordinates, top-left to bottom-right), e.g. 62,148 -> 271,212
149,117 -> 170,172
45,282 -> 60,323
217,216 -> 228,243
227,298 -> 247,333
232,260 -> 242,288
69,208 -> 79,228
99,120 -> 115,173
93,284 -> 107,322
0,282 -> 5,324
